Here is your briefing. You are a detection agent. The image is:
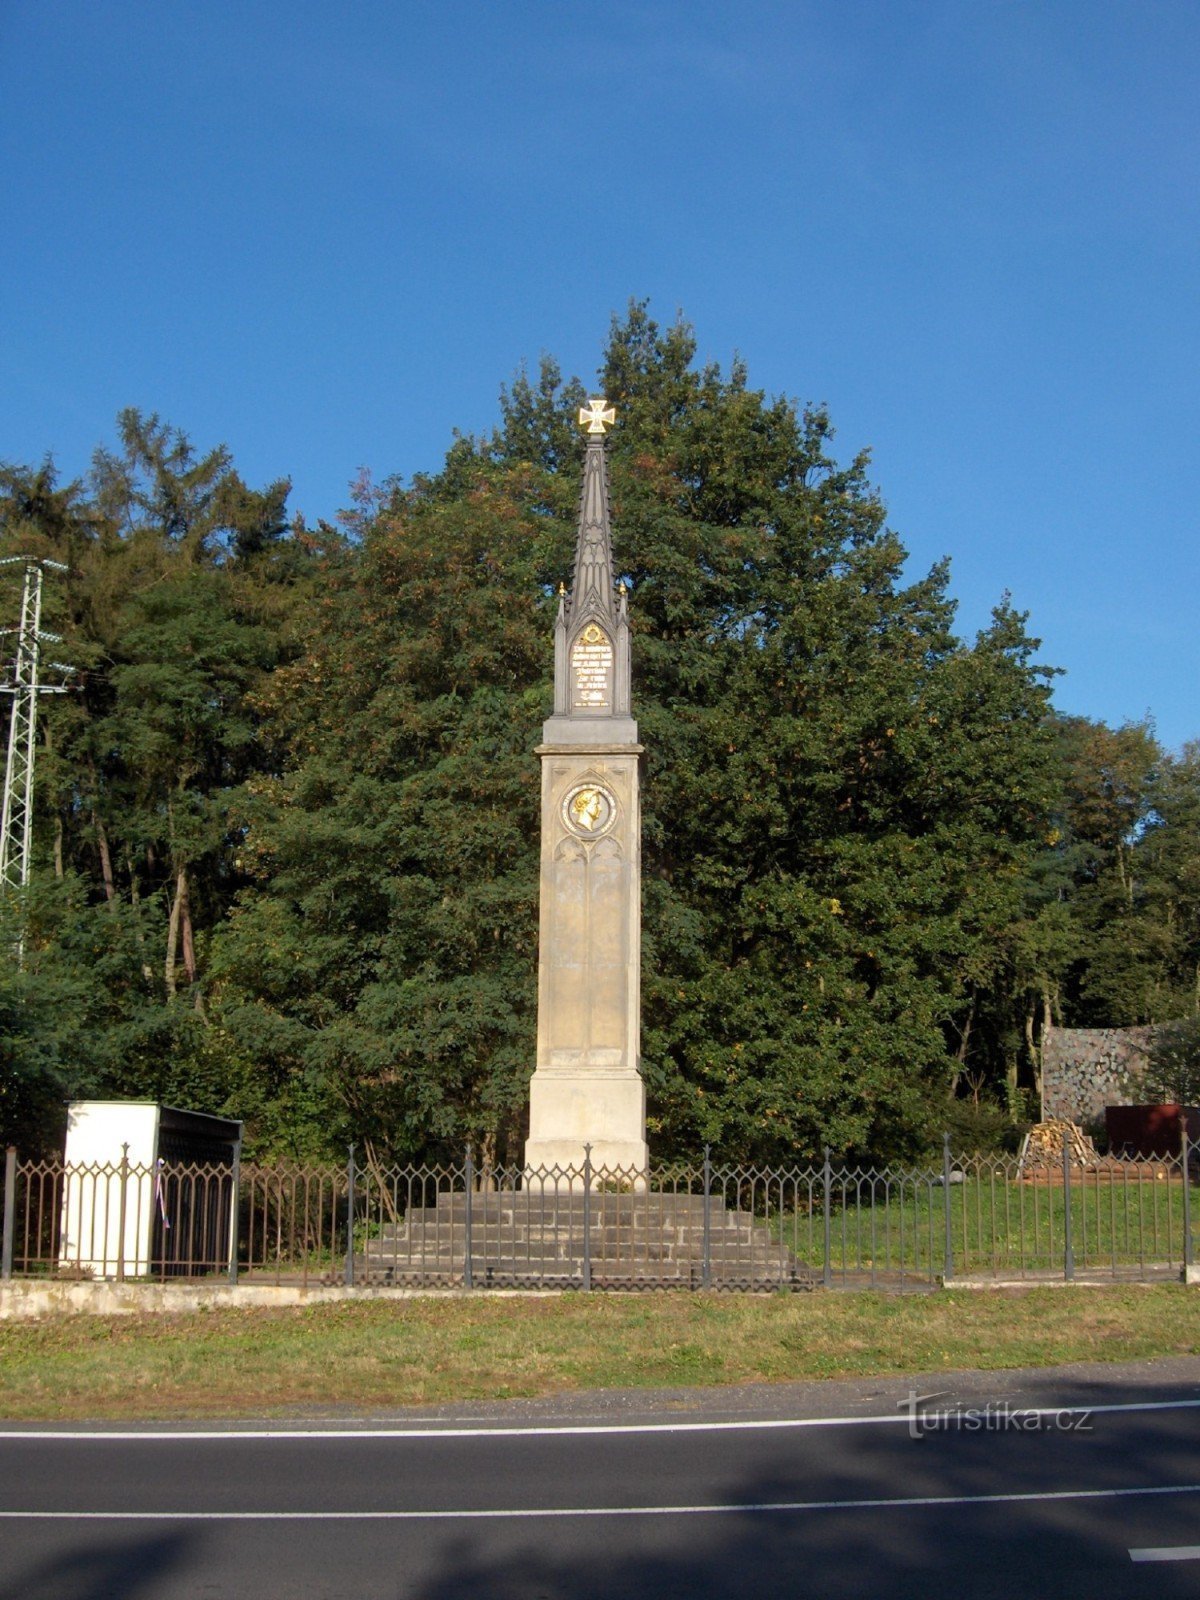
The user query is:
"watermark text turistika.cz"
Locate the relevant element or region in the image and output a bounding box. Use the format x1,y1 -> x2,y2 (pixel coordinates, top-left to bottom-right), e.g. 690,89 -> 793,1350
900,1391 -> 1094,1440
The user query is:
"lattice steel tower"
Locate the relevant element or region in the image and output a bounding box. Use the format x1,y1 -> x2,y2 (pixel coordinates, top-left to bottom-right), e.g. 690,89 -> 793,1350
0,556 -> 70,895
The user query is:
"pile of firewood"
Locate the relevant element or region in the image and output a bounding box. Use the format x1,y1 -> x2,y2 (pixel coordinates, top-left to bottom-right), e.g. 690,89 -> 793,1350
1020,1118 -> 1102,1169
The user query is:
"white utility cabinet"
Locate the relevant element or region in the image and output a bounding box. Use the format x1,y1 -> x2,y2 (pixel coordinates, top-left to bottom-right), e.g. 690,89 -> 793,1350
60,1101 -> 241,1279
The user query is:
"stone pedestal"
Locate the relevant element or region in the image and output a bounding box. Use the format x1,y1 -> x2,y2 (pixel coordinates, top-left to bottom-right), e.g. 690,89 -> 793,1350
525,737 -> 647,1173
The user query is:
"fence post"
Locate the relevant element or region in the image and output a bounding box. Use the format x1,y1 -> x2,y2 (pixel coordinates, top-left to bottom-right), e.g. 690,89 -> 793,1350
1184,1120 -> 1196,1267
942,1133 -> 955,1283
227,1137 -> 242,1287
116,1142 -> 129,1283
463,1144 -> 475,1290
582,1143 -> 592,1292
2,1147 -> 15,1280
344,1143 -> 356,1288
822,1147 -> 833,1289
701,1144 -> 712,1290
1062,1134 -> 1075,1282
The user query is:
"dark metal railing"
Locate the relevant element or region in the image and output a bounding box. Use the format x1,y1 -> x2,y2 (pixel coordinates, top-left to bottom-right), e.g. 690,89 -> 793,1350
2,1131 -> 1195,1293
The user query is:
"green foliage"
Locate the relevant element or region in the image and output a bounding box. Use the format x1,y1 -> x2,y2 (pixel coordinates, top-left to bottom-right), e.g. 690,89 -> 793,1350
942,1094 -> 1028,1154
1146,1015 -> 1200,1104
5,312 -> 1200,1169
0,415 -> 323,1155
211,454 -> 551,1164
1025,722 -> 1200,1037
210,305 -> 1060,1165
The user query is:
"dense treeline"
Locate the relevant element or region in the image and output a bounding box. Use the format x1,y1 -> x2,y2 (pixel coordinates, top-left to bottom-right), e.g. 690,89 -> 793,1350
2,308 -> 1198,1163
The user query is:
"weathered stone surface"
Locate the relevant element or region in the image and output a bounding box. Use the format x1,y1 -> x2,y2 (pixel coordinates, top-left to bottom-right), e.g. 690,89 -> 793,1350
1042,1025 -> 1158,1124
0,1280 -> 428,1321
526,748 -> 645,1171
525,416 -> 647,1172
365,1190 -> 818,1290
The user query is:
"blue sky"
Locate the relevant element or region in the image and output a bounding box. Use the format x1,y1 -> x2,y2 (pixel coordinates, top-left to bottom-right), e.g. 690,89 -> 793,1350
2,1 -> 1196,748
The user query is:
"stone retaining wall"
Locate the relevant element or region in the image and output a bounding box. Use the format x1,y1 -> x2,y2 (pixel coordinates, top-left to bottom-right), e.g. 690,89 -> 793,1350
1042,1025 -> 1157,1125
0,1280 -> 494,1321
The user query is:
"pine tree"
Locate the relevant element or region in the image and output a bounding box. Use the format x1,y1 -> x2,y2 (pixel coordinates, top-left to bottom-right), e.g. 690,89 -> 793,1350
0,416 -> 308,1152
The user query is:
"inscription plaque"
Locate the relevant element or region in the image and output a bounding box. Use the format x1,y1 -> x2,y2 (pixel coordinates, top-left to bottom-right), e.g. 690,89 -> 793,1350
571,623 -> 612,710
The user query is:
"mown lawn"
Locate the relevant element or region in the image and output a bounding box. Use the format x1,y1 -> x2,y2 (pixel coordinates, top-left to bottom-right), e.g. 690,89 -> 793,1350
1,1283 -> 1197,1421
778,1169 -> 1195,1278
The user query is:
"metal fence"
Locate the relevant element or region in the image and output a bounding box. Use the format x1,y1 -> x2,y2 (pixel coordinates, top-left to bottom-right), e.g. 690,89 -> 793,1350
2,1134 -> 1195,1293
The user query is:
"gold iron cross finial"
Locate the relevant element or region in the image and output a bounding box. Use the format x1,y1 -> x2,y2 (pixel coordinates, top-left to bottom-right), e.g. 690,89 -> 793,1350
578,397 -> 616,435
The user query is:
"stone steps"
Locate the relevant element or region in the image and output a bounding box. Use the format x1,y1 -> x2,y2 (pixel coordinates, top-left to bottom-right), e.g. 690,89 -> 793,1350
357,1258 -> 807,1285
367,1224 -> 791,1245
359,1189 -> 817,1289
369,1249 -> 792,1260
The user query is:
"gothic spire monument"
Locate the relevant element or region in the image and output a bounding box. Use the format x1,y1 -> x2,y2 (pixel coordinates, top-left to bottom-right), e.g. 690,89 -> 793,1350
524,399 -> 648,1173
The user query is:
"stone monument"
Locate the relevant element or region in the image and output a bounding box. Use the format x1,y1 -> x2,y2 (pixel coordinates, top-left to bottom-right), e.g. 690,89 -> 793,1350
524,399 -> 648,1173
363,426 -> 811,1283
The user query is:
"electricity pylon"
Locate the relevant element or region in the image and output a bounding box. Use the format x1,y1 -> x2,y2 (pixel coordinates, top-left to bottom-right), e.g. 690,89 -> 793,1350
0,558 -> 71,912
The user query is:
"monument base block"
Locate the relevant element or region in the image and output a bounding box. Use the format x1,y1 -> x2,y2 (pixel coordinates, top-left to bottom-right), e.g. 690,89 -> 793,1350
525,1069 -> 647,1174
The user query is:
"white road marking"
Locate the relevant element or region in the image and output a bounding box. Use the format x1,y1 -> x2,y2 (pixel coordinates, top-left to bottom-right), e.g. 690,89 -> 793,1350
1,1394 -> 1198,1442
1129,1545 -> 1200,1562
3,1482 -> 1200,1522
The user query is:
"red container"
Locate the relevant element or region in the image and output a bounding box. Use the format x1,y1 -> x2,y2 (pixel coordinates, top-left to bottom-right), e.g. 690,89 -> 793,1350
1105,1104 -> 1200,1158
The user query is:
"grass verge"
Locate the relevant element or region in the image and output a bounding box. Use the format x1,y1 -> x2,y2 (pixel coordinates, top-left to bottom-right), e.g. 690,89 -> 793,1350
1,1285 -> 1197,1422
4,1286 -> 1196,1427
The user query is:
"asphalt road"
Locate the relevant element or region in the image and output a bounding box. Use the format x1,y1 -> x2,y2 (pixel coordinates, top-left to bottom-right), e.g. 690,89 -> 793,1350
2,1362 -> 1199,1599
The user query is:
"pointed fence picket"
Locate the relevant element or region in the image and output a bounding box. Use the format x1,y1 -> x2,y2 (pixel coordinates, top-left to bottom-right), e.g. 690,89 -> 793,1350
3,1138 -> 1194,1292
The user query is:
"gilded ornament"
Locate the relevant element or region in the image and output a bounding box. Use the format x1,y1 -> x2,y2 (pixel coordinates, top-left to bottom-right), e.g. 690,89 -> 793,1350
578,398 -> 617,435
562,782 -> 616,836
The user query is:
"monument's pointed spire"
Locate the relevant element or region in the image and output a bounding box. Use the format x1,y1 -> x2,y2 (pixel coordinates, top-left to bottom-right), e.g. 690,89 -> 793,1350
548,396 -> 633,725
568,398 -> 618,628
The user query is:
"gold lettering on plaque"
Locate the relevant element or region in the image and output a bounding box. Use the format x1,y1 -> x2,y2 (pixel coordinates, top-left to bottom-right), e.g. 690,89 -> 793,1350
571,623 -> 612,710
